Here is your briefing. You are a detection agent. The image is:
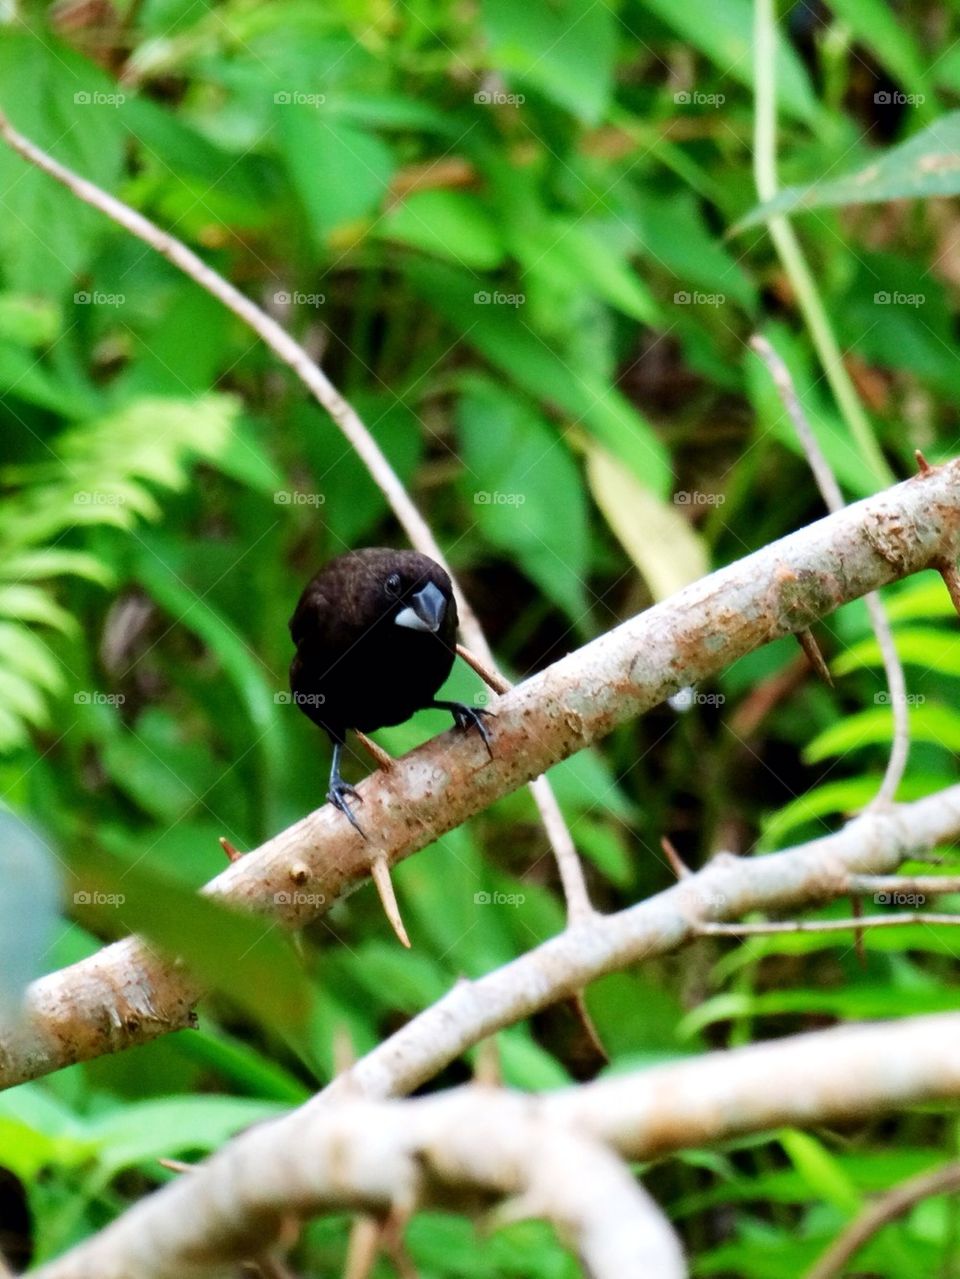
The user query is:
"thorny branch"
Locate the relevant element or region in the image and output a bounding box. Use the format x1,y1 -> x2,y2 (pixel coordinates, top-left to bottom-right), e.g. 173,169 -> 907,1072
1,463 -> 959,1088
29,1012 -> 960,1279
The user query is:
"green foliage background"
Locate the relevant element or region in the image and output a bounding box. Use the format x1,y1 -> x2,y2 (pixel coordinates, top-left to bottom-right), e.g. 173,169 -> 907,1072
1,0 -> 960,1273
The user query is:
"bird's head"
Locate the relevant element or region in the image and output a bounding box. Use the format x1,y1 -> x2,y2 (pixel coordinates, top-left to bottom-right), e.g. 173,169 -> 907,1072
384,560 -> 453,635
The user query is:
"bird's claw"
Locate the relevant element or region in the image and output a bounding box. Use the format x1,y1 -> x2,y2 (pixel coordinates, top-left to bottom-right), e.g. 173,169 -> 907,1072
327,779 -> 367,839
450,703 -> 495,760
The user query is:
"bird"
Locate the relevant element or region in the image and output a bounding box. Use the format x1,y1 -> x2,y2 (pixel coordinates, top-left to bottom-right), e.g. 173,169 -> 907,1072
288,548 -> 493,835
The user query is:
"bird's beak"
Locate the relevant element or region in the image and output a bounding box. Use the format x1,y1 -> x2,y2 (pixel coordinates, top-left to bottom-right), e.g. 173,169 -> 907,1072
394,580 -> 446,633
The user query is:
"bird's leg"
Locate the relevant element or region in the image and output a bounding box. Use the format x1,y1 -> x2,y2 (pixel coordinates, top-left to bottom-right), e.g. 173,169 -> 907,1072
327,738 -> 366,838
429,699 -> 494,759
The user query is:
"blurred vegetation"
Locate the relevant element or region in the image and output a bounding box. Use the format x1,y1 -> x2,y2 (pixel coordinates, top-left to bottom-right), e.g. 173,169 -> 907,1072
1,0 -> 960,1274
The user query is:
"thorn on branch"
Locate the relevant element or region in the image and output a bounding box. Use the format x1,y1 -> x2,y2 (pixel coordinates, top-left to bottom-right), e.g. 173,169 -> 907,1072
370,855 -> 411,948
456,642 -> 511,695
934,557 -> 960,621
661,836 -> 692,879
355,731 -> 395,772
915,448 -> 932,474
796,628 -> 833,686
219,837 -> 243,863
473,1035 -> 501,1087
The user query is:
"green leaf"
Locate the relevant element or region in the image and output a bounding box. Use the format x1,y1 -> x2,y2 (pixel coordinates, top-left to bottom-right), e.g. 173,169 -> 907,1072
779,1129 -> 862,1214
805,703 -> 960,764
378,191 -> 505,269
84,1096 -> 285,1177
0,33 -> 125,295
0,294 -> 61,346
457,379 -> 590,623
408,260 -> 670,491
825,0 -> 931,101
520,220 -> 660,326
638,0 -> 819,122
834,626 -> 960,678
586,440 -> 708,601
482,0 -> 616,124
0,813 -> 61,1019
736,112 -> 960,232
277,106 -> 394,242
68,845 -> 314,1033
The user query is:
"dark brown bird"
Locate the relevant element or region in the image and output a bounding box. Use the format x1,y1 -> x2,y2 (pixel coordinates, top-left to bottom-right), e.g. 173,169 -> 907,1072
289,548 -> 492,834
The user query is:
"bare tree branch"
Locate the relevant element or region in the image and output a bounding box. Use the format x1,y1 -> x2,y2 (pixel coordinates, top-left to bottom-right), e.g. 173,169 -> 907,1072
29,1012 -> 960,1278
322,784 -> 960,1106
31,1089 -> 686,1279
805,1160 -> 960,1279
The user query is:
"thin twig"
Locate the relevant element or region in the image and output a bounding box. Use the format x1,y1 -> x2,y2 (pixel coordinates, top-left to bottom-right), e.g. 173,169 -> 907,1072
847,873 -> 960,895
806,1160 -> 960,1279
697,912 -> 960,936
0,108 -> 591,924
750,335 -> 909,805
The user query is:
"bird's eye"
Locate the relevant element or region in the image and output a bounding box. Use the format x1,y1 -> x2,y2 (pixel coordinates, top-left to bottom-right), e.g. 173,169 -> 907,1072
385,573 -> 402,596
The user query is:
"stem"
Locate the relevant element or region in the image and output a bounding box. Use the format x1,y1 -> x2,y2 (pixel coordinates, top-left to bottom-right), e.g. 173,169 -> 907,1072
752,0 -> 894,488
